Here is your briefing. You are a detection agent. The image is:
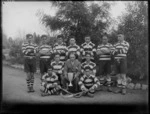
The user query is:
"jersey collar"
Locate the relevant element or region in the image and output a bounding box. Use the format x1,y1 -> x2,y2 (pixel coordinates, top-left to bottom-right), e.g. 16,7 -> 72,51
85,41 -> 92,45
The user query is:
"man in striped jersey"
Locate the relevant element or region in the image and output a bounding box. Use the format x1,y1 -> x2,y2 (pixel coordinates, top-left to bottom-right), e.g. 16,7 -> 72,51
40,68 -> 61,96
67,37 -> 80,60
50,53 -> 64,87
81,53 -> 96,75
112,34 -> 130,95
38,35 -> 53,79
53,35 -> 68,63
78,66 -> 100,97
80,36 -> 96,63
22,34 -> 38,92
96,35 -> 114,92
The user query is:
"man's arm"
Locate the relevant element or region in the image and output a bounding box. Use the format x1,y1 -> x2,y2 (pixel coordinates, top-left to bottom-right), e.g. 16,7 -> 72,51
76,61 -> 81,77
63,61 -> 68,78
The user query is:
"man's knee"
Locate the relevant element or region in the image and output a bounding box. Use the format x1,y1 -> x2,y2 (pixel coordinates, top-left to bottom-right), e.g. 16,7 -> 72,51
26,73 -> 31,80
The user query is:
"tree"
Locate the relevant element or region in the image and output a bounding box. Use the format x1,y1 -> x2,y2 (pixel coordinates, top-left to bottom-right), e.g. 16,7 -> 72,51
114,1 -> 148,79
2,33 -> 9,49
38,1 -> 112,45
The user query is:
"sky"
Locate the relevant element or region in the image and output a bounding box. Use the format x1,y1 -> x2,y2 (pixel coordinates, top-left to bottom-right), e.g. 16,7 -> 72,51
2,1 -> 126,39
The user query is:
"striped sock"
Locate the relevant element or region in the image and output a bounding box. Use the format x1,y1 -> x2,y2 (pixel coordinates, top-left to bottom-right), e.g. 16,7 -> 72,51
30,77 -> 34,87
26,79 -> 31,88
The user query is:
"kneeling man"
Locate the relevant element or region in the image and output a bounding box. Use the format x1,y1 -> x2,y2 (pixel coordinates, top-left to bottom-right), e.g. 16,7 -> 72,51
40,68 -> 61,96
78,66 -> 100,97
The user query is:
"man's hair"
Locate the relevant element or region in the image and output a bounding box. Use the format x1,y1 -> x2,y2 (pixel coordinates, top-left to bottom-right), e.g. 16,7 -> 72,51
41,34 -> 47,39
69,36 -> 75,40
57,35 -> 64,39
26,34 -> 33,39
85,35 -> 90,39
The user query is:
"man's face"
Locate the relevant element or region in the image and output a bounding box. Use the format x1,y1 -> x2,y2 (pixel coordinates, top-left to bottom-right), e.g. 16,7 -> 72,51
55,55 -> 60,62
70,38 -> 75,45
27,35 -> 33,43
57,38 -> 63,44
118,34 -> 124,42
48,70 -> 52,75
102,36 -> 108,44
86,54 -> 91,61
85,70 -> 90,76
42,37 -> 47,44
70,54 -> 76,61
85,37 -> 91,43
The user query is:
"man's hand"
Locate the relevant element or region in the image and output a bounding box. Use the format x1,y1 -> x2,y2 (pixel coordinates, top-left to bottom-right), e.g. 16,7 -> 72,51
96,50 -> 103,55
90,85 -> 96,91
58,70 -> 62,74
101,49 -> 110,54
81,85 -> 88,92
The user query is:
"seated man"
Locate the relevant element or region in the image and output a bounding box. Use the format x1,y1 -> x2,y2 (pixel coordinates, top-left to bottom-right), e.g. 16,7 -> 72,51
63,53 -> 81,92
78,66 -> 100,97
81,53 -> 96,75
40,68 -> 61,96
50,53 -> 64,87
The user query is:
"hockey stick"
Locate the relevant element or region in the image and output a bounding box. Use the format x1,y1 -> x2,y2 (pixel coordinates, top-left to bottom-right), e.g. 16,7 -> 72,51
61,90 -> 89,98
57,86 -> 73,95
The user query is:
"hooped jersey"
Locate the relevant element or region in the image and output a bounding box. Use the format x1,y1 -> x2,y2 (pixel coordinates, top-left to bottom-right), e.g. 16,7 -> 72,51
97,43 -> 114,60
42,72 -> 59,84
50,61 -> 64,74
22,42 -> 38,57
53,42 -> 68,62
78,74 -> 100,89
112,41 -> 129,59
38,44 -> 53,59
81,61 -> 96,74
67,44 -> 80,57
80,42 -> 96,58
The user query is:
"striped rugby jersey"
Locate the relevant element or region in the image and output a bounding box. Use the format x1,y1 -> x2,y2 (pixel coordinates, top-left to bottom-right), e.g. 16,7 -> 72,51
78,74 -> 100,89
67,44 -> 80,56
81,61 -> 96,74
38,44 -> 53,59
50,61 -> 64,74
97,43 -> 114,60
42,72 -> 59,83
22,42 -> 38,57
53,42 -> 68,62
113,40 -> 130,59
80,42 -> 96,58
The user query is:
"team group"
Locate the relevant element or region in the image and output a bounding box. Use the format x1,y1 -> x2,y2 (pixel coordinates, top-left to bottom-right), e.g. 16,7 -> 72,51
22,33 -> 129,97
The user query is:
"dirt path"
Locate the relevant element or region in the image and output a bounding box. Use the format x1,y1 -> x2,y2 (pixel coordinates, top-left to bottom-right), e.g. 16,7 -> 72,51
2,65 -> 148,104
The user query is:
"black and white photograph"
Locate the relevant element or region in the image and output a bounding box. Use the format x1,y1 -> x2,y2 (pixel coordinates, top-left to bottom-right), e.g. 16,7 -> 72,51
1,0 -> 148,113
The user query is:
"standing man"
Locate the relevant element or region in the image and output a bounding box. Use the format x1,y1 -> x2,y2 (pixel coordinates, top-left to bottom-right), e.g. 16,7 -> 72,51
63,53 -> 81,92
96,35 -> 114,92
112,34 -> 130,95
53,35 -> 68,63
38,35 -> 53,80
80,36 -> 96,63
67,37 -> 80,60
22,34 -> 38,92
